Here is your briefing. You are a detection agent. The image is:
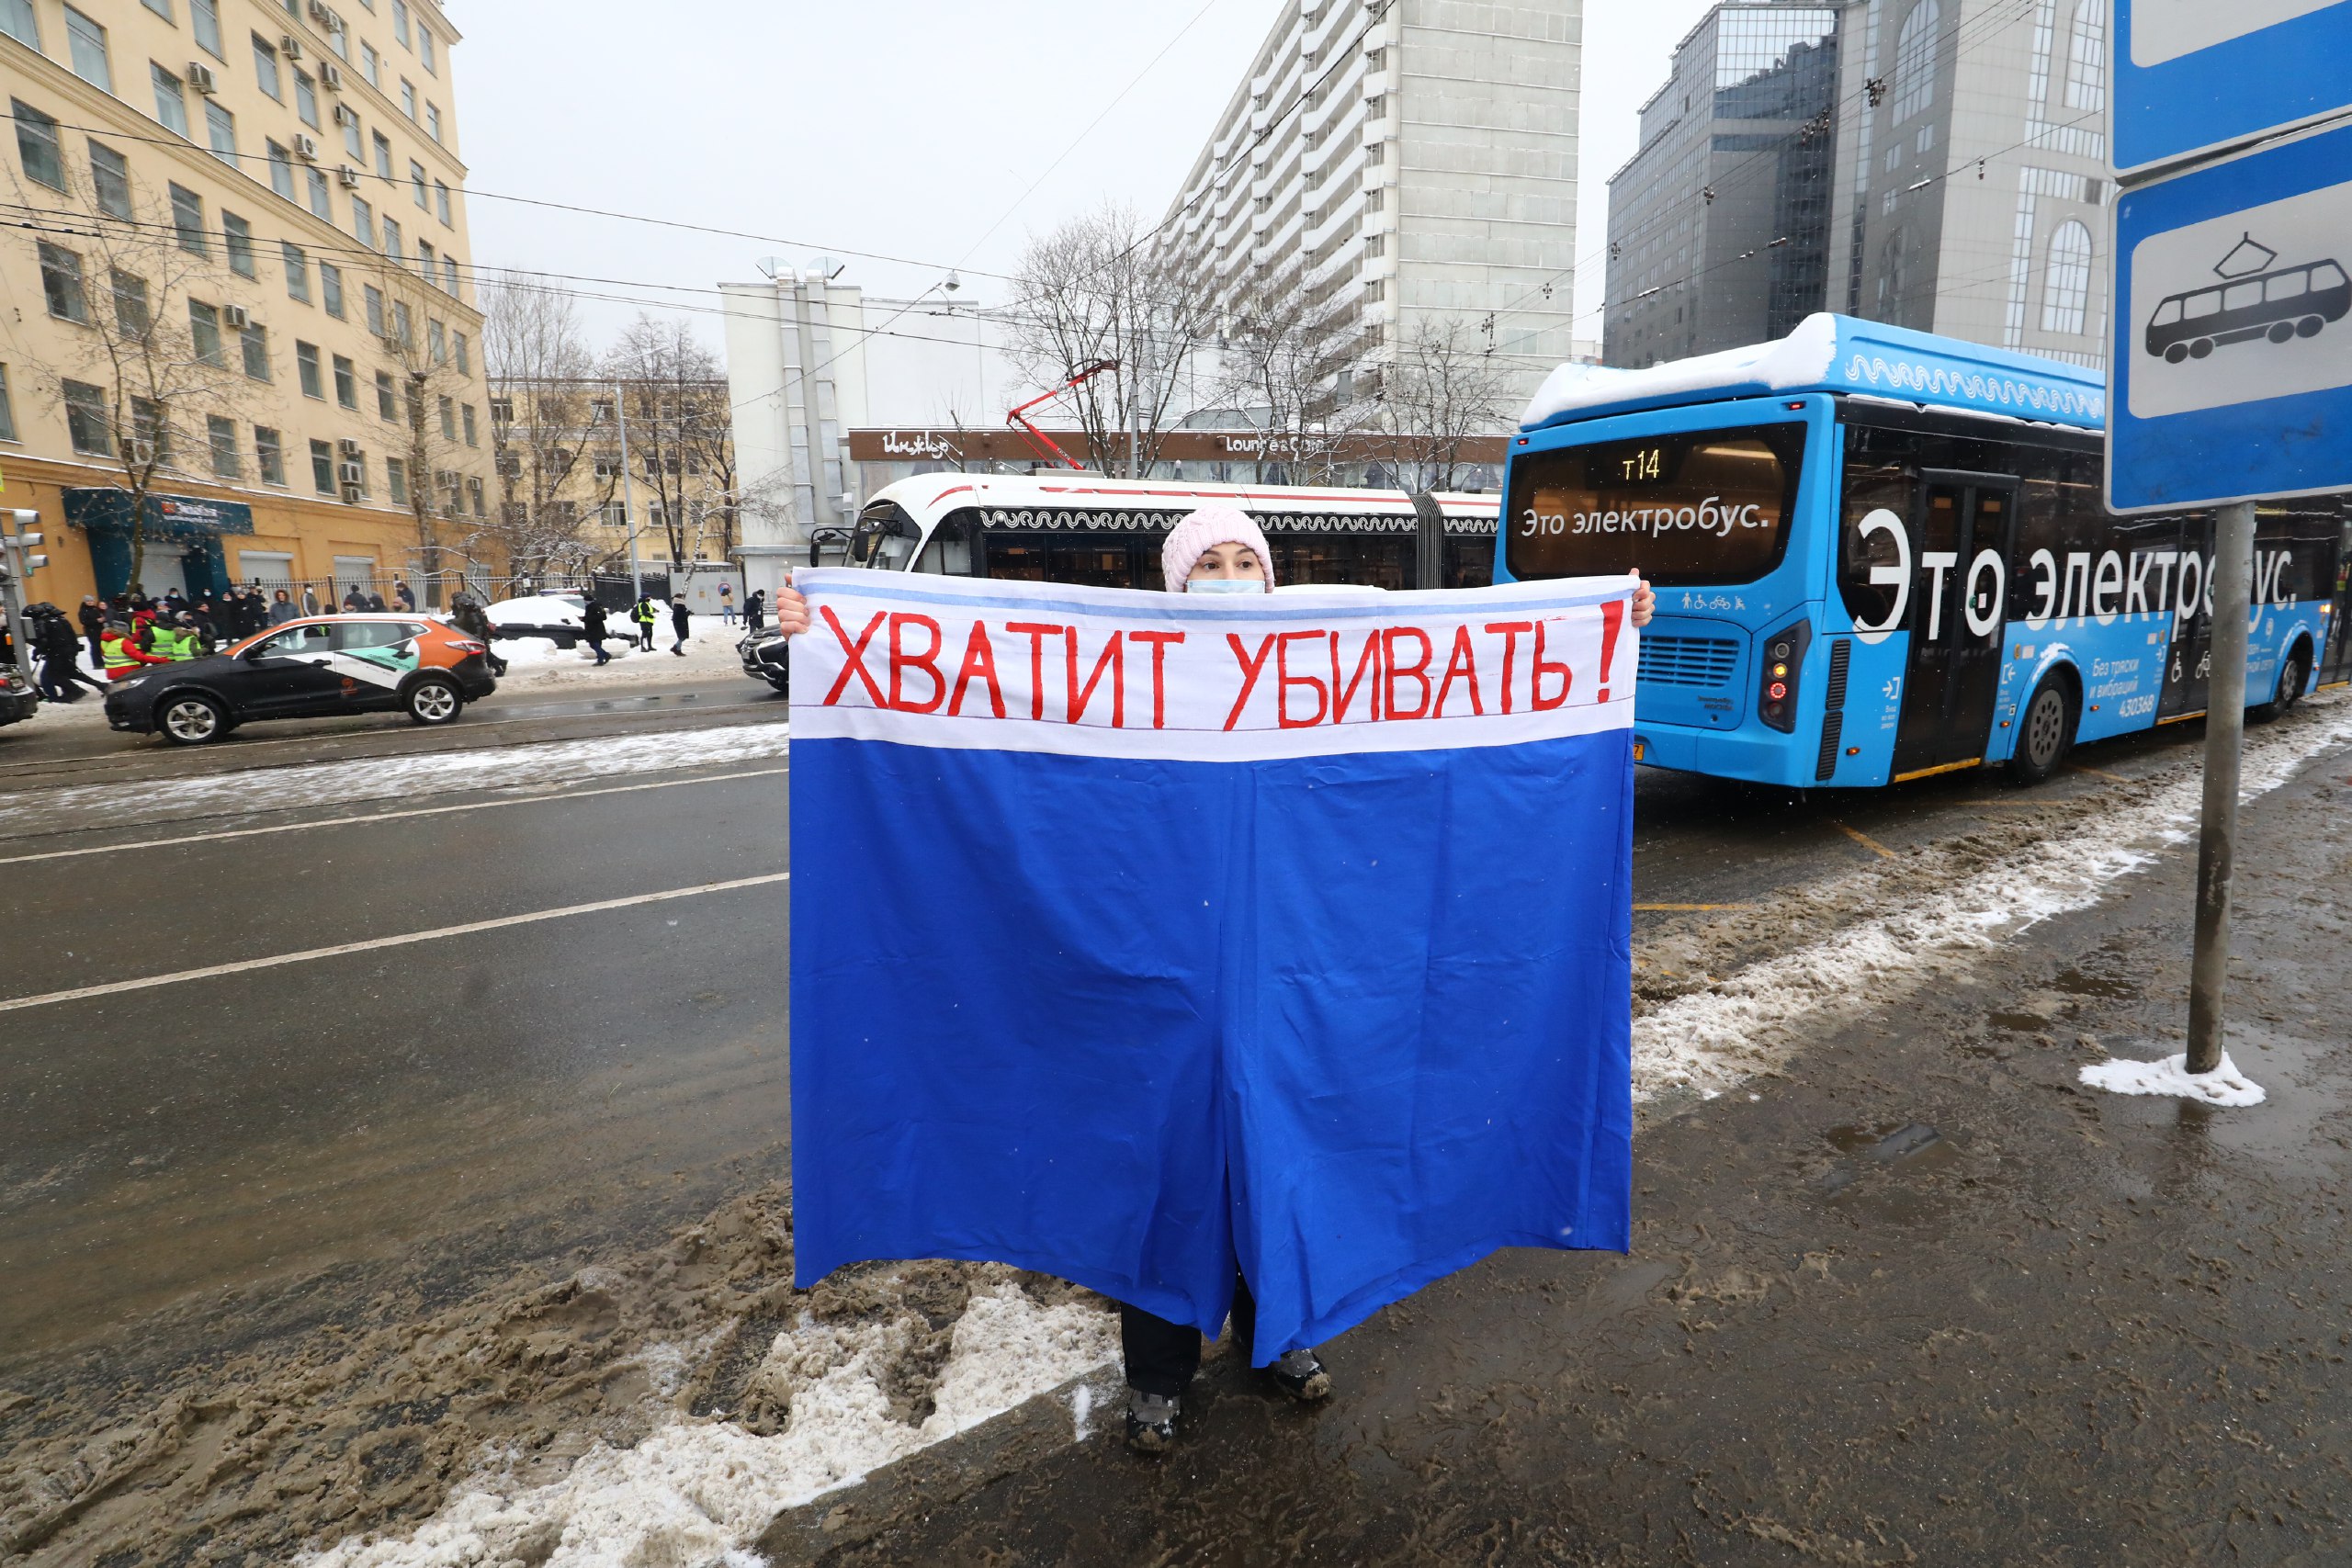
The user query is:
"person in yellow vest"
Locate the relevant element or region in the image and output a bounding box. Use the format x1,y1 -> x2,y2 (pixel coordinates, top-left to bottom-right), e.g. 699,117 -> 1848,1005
101,624 -> 171,681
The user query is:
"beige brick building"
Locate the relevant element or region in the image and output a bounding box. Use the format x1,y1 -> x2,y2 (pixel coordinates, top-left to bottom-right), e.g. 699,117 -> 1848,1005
0,0 -> 491,610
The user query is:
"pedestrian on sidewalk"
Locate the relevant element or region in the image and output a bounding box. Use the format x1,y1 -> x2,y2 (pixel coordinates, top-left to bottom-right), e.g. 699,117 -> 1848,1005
669,595 -> 691,656
76,596 -> 106,666
581,596 -> 611,666
745,589 -> 766,636
269,590 -> 299,626
391,577 -> 416,613
30,606 -> 102,702
718,581 -> 736,626
450,593 -> 510,676
632,595 -> 658,651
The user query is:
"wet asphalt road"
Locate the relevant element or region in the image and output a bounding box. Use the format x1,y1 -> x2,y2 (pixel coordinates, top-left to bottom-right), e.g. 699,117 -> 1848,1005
0,683 -> 2239,1383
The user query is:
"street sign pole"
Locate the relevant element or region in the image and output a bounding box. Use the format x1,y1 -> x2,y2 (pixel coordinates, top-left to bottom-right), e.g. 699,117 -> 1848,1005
2186,502 -> 2256,1075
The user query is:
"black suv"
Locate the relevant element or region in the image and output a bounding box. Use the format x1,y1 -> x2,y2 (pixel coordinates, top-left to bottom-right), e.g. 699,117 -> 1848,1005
104,615 -> 498,745
739,630 -> 789,695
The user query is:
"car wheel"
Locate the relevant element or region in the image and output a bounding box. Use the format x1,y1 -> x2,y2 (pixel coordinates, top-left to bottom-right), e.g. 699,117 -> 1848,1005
406,675 -> 463,726
2251,644 -> 2308,723
158,692 -> 229,746
2007,675 -> 2076,785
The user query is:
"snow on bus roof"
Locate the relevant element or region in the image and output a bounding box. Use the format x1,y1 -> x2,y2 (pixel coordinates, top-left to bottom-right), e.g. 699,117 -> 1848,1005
1520,313 -> 2107,434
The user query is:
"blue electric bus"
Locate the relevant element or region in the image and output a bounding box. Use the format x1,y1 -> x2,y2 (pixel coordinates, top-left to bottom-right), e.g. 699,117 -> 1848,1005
1496,315 -> 2352,787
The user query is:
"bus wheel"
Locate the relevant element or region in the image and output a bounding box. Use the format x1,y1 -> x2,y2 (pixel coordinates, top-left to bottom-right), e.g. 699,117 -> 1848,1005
2009,677 -> 2076,785
2165,344 -> 2190,364
2298,315 -> 2324,339
2267,321 -> 2298,344
2190,338 -> 2215,359
2252,644 -> 2309,723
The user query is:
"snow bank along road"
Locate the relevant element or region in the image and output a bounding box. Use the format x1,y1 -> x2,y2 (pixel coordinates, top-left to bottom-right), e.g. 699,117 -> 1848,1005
3,695 -> 2347,1568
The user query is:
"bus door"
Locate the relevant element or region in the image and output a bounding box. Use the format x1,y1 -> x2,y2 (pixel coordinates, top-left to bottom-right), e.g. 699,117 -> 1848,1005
2159,513 -> 2218,719
2322,513 -> 2352,687
1893,473 -> 2018,777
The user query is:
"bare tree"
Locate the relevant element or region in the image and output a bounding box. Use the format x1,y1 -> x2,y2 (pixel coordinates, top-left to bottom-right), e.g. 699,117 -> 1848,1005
1003,202 -> 1218,476
601,314 -> 731,562
12,147 -> 259,591
1363,317 -> 1515,493
481,271 -> 607,577
1214,282 -> 1370,486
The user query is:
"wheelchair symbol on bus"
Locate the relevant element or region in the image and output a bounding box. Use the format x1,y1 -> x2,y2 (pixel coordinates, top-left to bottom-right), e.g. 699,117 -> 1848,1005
2144,232 -> 2351,365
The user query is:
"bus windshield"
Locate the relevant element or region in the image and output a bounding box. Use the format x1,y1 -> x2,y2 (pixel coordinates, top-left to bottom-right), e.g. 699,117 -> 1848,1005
1505,422 -> 1804,586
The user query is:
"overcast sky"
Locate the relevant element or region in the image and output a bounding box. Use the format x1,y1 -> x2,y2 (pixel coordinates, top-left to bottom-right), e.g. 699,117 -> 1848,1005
453,0 -> 1716,355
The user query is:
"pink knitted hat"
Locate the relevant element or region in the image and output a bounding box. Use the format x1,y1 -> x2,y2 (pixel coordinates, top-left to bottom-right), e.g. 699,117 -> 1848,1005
1160,505 -> 1275,592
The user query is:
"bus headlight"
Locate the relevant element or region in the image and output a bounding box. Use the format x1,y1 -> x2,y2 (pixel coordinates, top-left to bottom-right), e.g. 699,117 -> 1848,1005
1758,623 -> 1811,732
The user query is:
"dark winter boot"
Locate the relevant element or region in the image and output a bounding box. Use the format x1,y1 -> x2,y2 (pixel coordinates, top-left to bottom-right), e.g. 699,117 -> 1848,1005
1266,1348 -> 1330,1402
1125,1388 -> 1180,1452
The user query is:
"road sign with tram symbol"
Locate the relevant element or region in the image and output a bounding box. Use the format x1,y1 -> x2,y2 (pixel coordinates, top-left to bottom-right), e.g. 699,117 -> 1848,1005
2109,117 -> 2352,513
2112,0 -> 2352,176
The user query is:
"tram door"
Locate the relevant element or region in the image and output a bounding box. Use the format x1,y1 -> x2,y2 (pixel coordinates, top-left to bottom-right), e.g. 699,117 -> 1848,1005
1892,475 -> 2017,778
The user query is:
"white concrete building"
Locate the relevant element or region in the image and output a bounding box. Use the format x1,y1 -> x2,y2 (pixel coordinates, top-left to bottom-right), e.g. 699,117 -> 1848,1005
1159,0 -> 1585,403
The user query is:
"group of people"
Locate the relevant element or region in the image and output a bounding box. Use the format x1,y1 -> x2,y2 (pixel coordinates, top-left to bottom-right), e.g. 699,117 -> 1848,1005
19,586 -> 301,701
577,593 -> 694,665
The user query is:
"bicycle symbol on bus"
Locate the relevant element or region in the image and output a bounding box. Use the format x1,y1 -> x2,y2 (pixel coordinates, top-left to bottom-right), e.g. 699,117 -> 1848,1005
2144,232 -> 2351,365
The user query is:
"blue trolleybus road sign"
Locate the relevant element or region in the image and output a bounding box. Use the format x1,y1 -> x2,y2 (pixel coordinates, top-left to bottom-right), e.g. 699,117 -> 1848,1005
2109,118 -> 2352,513
2113,0 -> 2352,175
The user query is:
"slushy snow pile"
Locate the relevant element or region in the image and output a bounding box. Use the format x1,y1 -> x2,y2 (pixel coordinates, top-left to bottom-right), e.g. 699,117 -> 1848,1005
301,1283 -> 1117,1568
2078,1050 -> 2267,1106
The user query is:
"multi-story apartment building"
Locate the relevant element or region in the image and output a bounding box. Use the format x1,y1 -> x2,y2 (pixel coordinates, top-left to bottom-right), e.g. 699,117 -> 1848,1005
489,378 -> 736,581
1606,0 -> 2114,371
1826,0 -> 2113,369
1602,5 -> 1840,367
0,0 -> 491,611
1159,0 -> 1584,407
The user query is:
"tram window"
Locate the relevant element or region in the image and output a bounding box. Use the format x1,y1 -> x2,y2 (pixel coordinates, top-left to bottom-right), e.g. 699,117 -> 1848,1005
1269,534 -> 1411,590
1442,534 -> 1495,589
1506,422 -> 1804,586
914,510 -> 978,575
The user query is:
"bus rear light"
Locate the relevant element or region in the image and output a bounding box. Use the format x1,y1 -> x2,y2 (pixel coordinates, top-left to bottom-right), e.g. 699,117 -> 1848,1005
1758,622 -> 1811,733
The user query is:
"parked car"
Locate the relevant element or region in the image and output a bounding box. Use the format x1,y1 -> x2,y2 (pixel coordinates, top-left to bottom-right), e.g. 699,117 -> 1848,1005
483,592 -> 591,649
0,663 -> 36,728
103,615 -> 498,745
739,629 -> 789,695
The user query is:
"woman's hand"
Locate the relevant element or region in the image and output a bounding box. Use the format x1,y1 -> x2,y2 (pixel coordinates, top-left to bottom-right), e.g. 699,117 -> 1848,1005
774,586 -> 810,638
1631,576 -> 1657,628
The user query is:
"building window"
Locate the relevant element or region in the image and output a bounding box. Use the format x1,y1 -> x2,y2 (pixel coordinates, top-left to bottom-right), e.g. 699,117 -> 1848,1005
418,26 -> 435,73
362,39 -> 379,87
390,0 -> 410,46
255,424 -> 286,484
1892,0 -> 1939,123
437,394 -> 454,440
2041,220 -> 2093,334
400,78 -> 414,118
294,68 -> 318,128
64,379 -> 113,455
307,165 -> 332,220
64,6 -> 109,91
152,62 -> 189,136
424,103 -> 439,142
222,210 -> 255,276
320,260 -> 345,317
352,195 -> 375,248
461,403 -> 476,446
363,282 -> 385,334
381,217 -> 402,261
390,299 -> 411,347
267,138 -> 296,199
417,239 -> 435,280
466,475 -> 483,517
188,299 -> 224,364
375,368 -> 396,418
441,254 -> 458,294
169,183 -> 206,253
2065,0 -> 2107,112
0,365 -> 16,443
296,339 -> 322,398
208,413 -> 242,479
190,0 -> 222,58
311,436 -> 334,491
434,179 -> 450,224
130,397 -> 169,466
372,130 -> 392,178
204,99 -> 238,164
409,159 -> 427,208
141,0 -> 170,19
283,241 -> 310,301
342,111 -> 362,160
110,268 -> 148,335
426,317 -> 444,363
386,454 -> 408,504
451,330 -> 469,374
39,242 -> 88,322
240,321 -> 269,380
13,101 -> 62,190
333,353 -> 357,409
253,33 -> 281,98
0,0 -> 41,51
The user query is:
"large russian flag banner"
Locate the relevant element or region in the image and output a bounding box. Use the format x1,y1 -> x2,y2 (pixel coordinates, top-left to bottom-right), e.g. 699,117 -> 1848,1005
789,568 -> 1636,1365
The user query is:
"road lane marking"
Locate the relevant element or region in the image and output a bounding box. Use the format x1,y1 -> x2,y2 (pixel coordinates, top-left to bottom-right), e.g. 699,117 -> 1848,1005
0,766 -> 792,866
1831,821 -> 1899,860
2069,762 -> 2130,784
1634,903 -> 1756,911
0,872 -> 791,1013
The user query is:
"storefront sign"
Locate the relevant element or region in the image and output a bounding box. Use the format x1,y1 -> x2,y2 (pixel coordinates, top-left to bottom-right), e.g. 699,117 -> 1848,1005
63,489 -> 256,537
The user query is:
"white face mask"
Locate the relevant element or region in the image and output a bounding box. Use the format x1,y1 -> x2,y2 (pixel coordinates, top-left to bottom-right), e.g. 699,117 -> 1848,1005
1186,577 -> 1263,595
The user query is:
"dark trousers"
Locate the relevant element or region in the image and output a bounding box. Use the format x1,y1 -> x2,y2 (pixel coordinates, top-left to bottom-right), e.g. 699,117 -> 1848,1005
84,632 -> 103,666
40,655 -> 99,699
1121,1276 -> 1256,1397
639,625 -> 655,649
587,636 -> 608,665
